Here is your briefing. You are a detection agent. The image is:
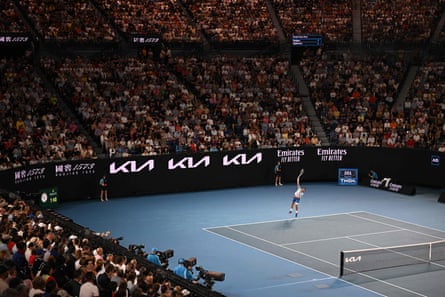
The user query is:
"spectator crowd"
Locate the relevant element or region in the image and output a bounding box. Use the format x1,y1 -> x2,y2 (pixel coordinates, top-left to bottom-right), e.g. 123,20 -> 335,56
0,195 -> 192,297
17,0 -> 117,42
0,1 -> 443,162
0,0 -> 443,45
0,55 -> 96,171
300,49 -> 445,151
39,54 -> 316,158
0,0 -> 27,33
361,0 -> 445,44
0,2 -> 444,297
95,0 -> 202,44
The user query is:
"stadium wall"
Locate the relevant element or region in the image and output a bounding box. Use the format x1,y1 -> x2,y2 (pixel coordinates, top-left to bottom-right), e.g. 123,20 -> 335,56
0,147 -> 443,202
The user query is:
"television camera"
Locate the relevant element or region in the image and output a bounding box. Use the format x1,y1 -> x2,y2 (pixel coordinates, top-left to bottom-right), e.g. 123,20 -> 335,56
195,265 -> 225,290
128,244 -> 148,258
183,257 -> 197,268
157,249 -> 174,267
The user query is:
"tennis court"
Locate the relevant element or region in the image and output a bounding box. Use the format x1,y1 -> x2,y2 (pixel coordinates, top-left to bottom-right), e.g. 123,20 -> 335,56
205,211 -> 445,297
58,183 -> 445,297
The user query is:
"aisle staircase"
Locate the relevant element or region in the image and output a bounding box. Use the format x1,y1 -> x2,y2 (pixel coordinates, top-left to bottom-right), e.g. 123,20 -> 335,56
290,65 -> 330,146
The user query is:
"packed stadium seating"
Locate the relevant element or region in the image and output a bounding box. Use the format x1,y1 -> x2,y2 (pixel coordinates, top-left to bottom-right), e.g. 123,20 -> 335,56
0,0 -> 444,296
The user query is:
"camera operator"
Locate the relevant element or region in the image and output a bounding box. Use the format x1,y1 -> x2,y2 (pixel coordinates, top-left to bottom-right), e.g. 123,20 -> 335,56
146,248 -> 162,267
128,244 -> 147,258
173,258 -> 197,283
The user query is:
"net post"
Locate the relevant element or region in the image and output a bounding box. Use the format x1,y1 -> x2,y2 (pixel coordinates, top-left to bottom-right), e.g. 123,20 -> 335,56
339,251 -> 344,277
429,242 -> 432,262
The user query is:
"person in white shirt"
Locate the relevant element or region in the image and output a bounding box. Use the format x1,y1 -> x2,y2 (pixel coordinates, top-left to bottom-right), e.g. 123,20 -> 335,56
79,271 -> 99,297
289,169 -> 306,218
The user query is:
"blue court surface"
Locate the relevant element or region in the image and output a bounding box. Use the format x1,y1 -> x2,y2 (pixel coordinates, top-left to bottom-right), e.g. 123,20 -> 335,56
57,182 -> 445,297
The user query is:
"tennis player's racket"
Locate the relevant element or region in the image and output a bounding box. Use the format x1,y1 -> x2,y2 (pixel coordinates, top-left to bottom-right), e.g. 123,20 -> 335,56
298,168 -> 304,177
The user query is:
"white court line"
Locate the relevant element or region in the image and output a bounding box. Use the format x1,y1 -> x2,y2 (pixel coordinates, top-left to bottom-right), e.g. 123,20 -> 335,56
348,269 -> 428,297
225,225 -> 340,268
203,211 -> 442,297
204,227 -> 339,270
283,229 -> 406,246
205,226 -> 428,297
205,225 -> 426,297
346,236 -> 445,270
203,227 -> 387,297
353,211 -> 445,234
202,211 -> 366,230
347,212 -> 445,241
343,212 -> 444,296
242,276 -> 338,292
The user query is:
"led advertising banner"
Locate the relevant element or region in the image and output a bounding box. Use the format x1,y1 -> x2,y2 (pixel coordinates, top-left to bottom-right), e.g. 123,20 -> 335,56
0,147 -> 443,202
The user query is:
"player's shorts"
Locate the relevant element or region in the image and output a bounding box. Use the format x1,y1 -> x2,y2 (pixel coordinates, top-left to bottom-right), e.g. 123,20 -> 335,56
292,197 -> 301,203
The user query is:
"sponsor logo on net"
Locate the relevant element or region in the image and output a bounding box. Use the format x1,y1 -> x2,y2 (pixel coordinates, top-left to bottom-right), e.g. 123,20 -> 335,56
345,256 -> 362,263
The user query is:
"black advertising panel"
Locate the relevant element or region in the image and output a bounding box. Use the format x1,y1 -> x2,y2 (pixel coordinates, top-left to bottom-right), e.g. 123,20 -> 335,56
0,147 -> 443,202
0,34 -> 32,45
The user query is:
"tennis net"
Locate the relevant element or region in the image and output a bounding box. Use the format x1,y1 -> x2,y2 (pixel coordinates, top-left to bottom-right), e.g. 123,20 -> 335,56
340,239 -> 445,276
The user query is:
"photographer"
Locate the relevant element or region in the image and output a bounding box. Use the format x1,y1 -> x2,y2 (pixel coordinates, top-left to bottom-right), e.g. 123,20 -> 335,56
173,258 -> 197,283
368,169 -> 379,180
128,244 -> 147,258
146,248 -> 162,267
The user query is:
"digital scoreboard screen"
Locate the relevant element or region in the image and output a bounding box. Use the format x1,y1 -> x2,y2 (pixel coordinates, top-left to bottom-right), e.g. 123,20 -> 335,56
39,187 -> 59,209
292,34 -> 323,47
338,168 -> 358,186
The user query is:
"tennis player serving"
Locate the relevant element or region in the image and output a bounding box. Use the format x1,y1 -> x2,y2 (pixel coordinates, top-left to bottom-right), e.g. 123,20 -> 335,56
289,169 -> 305,218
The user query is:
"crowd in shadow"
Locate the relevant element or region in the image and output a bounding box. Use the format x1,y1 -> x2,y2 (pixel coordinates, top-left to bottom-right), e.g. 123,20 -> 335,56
0,0 -> 444,168
0,194 -> 197,297
301,49 -> 444,150
39,53 -> 315,158
3,0 -> 443,44
0,55 -> 96,170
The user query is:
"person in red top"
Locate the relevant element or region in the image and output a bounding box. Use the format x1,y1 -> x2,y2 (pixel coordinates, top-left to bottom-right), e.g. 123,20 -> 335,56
406,136 -> 415,148
28,247 -> 38,268
6,235 -> 15,253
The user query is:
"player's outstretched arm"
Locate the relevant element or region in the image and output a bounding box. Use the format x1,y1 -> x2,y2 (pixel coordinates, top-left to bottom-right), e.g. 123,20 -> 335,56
296,168 -> 304,186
